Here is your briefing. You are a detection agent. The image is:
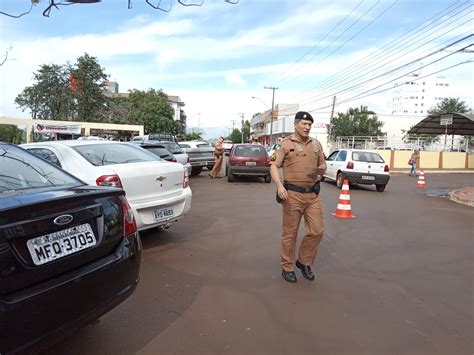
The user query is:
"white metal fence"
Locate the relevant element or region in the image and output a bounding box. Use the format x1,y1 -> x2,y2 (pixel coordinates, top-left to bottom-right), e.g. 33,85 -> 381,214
334,136 -> 472,152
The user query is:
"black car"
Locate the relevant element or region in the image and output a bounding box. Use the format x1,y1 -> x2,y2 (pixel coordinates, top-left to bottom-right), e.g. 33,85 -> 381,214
131,142 -> 176,162
0,143 -> 142,353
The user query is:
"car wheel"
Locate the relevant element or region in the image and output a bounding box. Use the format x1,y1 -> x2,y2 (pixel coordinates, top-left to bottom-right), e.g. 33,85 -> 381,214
375,184 -> 386,192
208,164 -> 214,171
228,173 -> 235,182
264,175 -> 271,183
225,166 -> 228,176
336,172 -> 344,189
191,167 -> 203,176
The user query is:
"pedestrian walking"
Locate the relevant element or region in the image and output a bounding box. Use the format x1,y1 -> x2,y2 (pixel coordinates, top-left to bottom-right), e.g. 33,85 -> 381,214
270,111 -> 327,283
209,137 -> 224,179
409,149 -> 420,176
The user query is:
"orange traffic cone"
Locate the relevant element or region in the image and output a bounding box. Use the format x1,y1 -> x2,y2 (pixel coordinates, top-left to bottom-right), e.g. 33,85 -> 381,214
416,170 -> 426,188
332,179 -> 356,219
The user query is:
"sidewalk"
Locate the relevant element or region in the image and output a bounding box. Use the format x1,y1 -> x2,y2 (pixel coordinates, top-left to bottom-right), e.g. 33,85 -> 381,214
448,187 -> 474,207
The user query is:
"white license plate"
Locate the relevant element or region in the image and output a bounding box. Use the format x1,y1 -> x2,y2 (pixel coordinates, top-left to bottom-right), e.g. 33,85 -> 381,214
245,162 -> 256,166
27,223 -> 96,266
361,175 -> 375,180
154,207 -> 174,221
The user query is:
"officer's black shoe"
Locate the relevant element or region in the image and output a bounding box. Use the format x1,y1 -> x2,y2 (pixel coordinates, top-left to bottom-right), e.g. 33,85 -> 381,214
281,270 -> 297,283
295,260 -> 315,281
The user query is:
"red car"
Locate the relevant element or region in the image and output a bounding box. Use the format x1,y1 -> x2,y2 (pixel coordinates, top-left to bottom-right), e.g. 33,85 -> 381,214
226,144 -> 271,183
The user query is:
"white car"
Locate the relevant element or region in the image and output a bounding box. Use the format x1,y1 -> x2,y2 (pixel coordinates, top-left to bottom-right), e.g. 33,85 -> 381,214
323,149 -> 390,192
22,140 -> 192,231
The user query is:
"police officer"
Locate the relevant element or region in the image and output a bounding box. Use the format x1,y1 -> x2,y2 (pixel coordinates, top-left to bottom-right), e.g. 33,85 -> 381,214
270,111 -> 327,283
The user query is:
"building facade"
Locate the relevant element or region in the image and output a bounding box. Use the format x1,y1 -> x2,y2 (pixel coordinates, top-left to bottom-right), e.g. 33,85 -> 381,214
391,72 -> 451,115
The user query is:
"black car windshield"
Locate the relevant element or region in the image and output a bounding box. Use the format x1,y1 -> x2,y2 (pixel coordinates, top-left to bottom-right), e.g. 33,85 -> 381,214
352,151 -> 385,163
74,143 -> 160,166
234,145 -> 267,157
0,144 -> 81,194
142,147 -> 171,159
161,142 -> 184,154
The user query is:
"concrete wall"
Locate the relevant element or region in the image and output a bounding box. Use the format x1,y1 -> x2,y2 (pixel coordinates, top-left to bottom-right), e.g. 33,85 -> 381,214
368,149 -> 472,170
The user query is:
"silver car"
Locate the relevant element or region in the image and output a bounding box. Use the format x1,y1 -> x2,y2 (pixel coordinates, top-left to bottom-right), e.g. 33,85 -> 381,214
152,141 -> 192,176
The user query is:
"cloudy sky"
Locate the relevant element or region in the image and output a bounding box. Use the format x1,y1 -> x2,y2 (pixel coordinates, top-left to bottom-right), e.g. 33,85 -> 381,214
0,0 -> 472,137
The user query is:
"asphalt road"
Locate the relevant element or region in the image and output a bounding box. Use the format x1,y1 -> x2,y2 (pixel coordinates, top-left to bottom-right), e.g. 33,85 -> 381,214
49,173 -> 473,355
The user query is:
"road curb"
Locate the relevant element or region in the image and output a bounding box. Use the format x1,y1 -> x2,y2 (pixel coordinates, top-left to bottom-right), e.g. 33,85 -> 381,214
447,187 -> 474,207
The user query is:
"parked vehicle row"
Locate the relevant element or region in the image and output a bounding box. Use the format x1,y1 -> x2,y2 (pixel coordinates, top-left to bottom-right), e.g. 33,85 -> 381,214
0,143 -> 142,353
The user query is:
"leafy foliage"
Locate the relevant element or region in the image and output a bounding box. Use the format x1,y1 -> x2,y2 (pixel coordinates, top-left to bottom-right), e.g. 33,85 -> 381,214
227,120 -> 251,143
0,125 -> 25,143
428,97 -> 471,116
71,53 -> 109,122
184,131 -> 203,141
328,106 -> 384,140
127,89 -> 175,134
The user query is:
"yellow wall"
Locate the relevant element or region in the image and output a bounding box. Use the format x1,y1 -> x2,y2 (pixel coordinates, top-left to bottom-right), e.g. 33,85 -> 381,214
393,151 -> 412,169
375,151 -> 391,164
420,152 -> 439,169
442,152 -> 466,169
469,154 -> 474,169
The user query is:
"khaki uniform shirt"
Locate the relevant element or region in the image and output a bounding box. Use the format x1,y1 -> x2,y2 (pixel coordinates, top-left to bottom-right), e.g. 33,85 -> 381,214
271,134 -> 327,187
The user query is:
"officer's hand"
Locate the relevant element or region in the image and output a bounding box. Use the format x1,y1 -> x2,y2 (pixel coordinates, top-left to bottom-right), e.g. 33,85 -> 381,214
277,185 -> 288,201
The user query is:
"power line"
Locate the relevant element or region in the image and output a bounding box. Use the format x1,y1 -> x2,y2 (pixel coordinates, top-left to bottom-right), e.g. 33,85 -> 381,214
274,0 -> 365,86
294,1 -> 471,101
279,0 -> 400,87
298,32 -> 473,108
306,58 -> 473,113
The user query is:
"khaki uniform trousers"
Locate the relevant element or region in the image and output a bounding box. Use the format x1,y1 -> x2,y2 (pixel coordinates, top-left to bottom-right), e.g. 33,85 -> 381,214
210,155 -> 223,177
281,190 -> 324,271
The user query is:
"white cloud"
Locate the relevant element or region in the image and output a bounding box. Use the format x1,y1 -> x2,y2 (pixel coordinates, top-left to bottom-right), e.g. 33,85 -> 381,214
225,73 -> 246,87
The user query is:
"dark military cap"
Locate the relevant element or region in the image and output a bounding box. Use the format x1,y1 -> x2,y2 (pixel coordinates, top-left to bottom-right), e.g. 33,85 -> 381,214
294,111 -> 313,123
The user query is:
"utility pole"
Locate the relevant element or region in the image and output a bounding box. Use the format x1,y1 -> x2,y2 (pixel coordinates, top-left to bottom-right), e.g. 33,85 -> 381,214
328,95 -> 336,149
264,86 -> 278,146
238,113 -> 245,143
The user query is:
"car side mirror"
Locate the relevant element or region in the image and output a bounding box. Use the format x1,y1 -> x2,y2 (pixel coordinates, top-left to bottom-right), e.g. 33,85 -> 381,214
224,152 -> 230,157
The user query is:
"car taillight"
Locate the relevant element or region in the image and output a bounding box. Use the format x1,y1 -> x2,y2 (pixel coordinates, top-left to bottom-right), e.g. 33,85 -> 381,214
183,168 -> 189,188
96,174 -> 122,188
121,196 -> 137,236
171,157 -> 177,163
384,165 -> 390,172
346,161 -> 354,169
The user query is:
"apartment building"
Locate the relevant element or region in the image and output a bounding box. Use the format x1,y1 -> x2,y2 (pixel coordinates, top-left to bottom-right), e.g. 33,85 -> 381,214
391,72 -> 451,116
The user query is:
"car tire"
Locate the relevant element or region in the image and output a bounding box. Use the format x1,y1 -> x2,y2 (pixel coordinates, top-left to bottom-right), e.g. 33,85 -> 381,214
228,173 -> 235,182
208,165 -> 214,171
264,175 -> 271,183
191,167 -> 203,176
336,172 -> 344,189
375,184 -> 386,192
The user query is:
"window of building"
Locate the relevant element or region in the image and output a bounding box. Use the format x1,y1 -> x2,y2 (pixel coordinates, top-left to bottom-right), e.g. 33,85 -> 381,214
421,110 -> 423,113
422,89 -> 425,92
446,84 -> 449,86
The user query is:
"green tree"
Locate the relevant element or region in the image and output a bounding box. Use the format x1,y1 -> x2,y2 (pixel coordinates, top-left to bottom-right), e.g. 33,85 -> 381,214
428,97 -> 471,115
127,89 -> 175,134
0,125 -> 25,143
328,106 -> 384,140
228,129 -> 242,143
14,53 -> 109,122
15,64 -> 73,119
184,131 -> 203,140
71,53 -> 109,122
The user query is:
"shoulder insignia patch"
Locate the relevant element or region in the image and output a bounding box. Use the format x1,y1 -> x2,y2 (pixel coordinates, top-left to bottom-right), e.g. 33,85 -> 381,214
270,153 -> 276,161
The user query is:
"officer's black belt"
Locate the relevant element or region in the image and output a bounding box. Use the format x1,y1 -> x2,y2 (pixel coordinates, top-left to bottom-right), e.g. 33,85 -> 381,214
283,181 -> 319,194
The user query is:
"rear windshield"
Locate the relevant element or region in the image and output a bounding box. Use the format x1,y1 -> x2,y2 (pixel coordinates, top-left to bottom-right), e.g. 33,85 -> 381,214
0,144 -> 81,194
143,147 -> 170,158
197,143 -> 211,148
352,151 -> 385,163
179,144 -> 190,148
74,143 -> 159,166
161,142 -> 184,154
234,145 -> 267,158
